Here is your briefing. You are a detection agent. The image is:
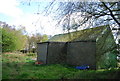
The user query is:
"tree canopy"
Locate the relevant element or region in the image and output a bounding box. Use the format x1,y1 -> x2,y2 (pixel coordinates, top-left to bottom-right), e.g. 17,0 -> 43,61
1,25 -> 27,52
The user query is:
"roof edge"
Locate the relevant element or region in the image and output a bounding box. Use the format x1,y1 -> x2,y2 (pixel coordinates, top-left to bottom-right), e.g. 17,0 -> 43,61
37,40 -> 96,44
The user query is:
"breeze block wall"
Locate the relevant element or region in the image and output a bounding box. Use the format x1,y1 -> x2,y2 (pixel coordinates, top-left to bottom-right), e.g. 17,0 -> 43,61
47,42 -> 67,64
66,41 -> 96,69
37,41 -> 97,69
37,42 -> 48,64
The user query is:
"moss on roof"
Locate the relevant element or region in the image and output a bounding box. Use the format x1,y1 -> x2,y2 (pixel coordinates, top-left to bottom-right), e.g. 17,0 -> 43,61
48,25 -> 109,42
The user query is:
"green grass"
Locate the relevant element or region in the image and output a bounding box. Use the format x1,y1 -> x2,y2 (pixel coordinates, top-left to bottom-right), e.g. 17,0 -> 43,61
2,53 -> 120,79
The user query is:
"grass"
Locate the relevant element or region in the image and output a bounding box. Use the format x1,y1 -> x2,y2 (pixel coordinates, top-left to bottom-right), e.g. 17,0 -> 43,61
2,52 -> 120,79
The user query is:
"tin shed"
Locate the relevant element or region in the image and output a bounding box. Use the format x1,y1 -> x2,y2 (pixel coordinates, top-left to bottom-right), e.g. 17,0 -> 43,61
37,25 -> 117,69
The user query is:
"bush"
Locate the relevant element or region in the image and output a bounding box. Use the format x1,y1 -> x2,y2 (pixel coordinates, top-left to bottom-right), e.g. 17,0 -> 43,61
97,52 -> 117,69
1,27 -> 27,52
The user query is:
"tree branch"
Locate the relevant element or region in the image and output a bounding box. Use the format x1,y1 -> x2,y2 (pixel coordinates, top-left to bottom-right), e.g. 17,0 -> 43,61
101,2 -> 120,27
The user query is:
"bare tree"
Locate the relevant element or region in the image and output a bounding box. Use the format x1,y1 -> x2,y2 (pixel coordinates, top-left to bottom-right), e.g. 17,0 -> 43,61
21,0 -> 120,31
42,1 -> 119,29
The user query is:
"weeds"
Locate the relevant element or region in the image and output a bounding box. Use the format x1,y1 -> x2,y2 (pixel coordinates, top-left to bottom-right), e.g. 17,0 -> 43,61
2,53 -> 120,79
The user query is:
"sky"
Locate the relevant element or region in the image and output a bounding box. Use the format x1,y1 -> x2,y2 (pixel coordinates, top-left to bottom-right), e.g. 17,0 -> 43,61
0,0 -> 63,36
0,0 -> 119,36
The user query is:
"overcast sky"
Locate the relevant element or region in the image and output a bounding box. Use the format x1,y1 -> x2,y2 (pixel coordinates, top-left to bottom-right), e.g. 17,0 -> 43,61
0,0 -> 63,36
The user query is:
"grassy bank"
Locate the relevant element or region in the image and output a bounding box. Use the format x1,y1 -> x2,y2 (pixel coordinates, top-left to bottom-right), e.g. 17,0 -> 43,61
2,53 -> 120,79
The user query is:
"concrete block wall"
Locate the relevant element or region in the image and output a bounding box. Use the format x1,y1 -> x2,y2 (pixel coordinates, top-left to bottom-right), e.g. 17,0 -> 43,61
37,41 -> 96,69
37,42 -> 48,64
47,42 -> 67,64
67,42 -> 96,69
